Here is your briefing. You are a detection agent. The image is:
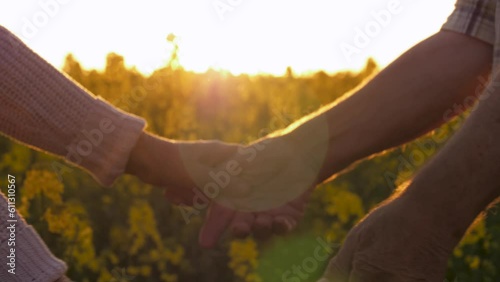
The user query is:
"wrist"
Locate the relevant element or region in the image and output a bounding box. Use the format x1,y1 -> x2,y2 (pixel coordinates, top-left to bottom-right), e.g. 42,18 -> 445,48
280,130 -> 330,185
283,122 -> 353,184
125,131 -> 169,185
125,132 -> 196,190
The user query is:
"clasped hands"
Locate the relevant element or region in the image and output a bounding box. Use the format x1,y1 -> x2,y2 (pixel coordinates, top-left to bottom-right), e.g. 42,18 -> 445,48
182,134 -> 328,247
126,130 -> 326,247
125,127 -> 461,282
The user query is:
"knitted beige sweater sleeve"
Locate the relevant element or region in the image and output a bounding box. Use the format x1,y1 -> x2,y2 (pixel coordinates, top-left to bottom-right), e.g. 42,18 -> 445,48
0,193 -> 68,282
0,26 -> 147,281
0,25 -> 146,186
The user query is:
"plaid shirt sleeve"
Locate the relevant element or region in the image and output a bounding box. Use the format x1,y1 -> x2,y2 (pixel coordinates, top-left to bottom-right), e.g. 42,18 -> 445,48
442,0 -> 496,45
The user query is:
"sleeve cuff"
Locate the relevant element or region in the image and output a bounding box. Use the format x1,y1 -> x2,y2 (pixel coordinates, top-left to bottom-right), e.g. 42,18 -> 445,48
65,98 -> 147,186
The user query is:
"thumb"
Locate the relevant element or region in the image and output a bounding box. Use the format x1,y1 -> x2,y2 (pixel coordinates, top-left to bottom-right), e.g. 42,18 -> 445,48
199,202 -> 235,248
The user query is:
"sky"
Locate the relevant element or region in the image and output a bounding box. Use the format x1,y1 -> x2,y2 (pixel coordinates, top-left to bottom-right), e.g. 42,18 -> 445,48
0,0 -> 457,75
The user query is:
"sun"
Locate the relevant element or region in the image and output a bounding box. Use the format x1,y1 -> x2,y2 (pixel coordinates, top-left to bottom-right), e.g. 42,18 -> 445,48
0,0 -> 456,75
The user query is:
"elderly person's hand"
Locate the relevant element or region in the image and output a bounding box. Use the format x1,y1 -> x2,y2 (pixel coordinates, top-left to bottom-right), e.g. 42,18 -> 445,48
318,193 -> 457,282
125,132 -> 316,246
184,132 -> 328,247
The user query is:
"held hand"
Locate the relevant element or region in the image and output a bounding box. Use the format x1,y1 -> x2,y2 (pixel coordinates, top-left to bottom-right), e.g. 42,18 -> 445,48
127,132 -> 326,247
184,134 -> 327,213
125,132 -> 247,204
199,189 -> 312,248
319,195 -> 456,282
192,133 -> 328,247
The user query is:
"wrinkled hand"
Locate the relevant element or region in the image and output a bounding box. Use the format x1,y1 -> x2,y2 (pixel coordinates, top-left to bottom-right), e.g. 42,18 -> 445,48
319,196 -> 455,282
130,133 -> 327,248
176,137 -> 317,247
126,133 -> 311,247
183,134 -> 327,213
188,135 -> 328,247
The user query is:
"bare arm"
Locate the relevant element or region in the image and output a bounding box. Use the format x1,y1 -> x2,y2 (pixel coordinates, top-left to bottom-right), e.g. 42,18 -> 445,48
321,59 -> 500,282
285,30 -> 492,182
196,31 -> 494,245
404,74 -> 500,244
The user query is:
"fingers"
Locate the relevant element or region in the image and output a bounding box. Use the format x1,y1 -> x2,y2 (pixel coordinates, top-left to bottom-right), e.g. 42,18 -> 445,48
229,210 -> 299,240
272,215 -> 297,235
203,208 -> 295,246
229,212 -> 255,238
198,196 -> 305,247
252,213 -> 273,239
266,196 -> 307,235
199,202 -> 235,248
250,192 -> 308,238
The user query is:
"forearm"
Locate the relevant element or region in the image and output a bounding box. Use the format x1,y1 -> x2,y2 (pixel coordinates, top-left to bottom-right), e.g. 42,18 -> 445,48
402,80 -> 500,245
284,31 -> 492,182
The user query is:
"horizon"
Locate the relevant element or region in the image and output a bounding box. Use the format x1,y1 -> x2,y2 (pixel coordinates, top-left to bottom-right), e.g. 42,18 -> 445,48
0,0 -> 455,75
